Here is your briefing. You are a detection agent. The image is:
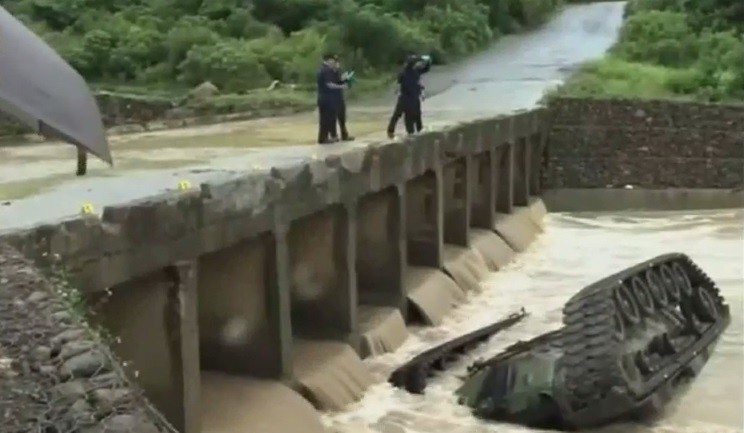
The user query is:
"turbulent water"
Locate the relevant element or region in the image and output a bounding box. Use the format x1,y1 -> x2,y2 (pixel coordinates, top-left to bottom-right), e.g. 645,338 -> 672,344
324,209 -> 744,433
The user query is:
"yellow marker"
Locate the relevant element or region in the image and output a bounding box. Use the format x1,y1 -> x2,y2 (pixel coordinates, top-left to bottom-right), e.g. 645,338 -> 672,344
81,203 -> 95,215
178,180 -> 192,191
252,164 -> 262,170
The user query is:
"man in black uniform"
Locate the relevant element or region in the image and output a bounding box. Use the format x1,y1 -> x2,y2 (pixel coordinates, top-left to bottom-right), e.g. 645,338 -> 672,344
330,59 -> 355,142
386,54 -> 431,138
316,53 -> 347,144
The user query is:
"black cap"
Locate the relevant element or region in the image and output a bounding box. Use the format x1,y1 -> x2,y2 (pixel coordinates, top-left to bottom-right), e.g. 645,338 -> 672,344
323,53 -> 339,61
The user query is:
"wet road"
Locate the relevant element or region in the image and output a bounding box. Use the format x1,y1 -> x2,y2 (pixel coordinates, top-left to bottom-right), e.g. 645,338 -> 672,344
325,209 -> 744,433
0,1 -> 626,232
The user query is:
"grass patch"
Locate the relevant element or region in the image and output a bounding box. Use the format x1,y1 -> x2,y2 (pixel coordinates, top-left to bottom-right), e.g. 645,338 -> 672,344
550,56 -> 699,100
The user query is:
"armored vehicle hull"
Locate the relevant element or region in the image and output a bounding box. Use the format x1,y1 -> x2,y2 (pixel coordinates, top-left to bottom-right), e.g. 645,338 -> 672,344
455,253 -> 730,430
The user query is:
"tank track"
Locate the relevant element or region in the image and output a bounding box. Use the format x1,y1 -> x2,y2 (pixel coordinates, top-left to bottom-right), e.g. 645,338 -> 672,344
388,309 -> 528,394
555,253 -> 730,429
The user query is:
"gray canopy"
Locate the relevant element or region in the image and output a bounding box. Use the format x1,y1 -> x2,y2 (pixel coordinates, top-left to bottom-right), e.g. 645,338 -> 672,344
0,6 -> 112,164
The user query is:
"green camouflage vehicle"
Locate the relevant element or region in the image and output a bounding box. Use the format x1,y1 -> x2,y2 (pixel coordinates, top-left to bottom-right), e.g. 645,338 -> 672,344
455,253 -> 730,430
391,253 -> 730,430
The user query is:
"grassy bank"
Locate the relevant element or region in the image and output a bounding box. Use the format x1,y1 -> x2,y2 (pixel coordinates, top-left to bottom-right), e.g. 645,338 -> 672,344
552,0 -> 744,102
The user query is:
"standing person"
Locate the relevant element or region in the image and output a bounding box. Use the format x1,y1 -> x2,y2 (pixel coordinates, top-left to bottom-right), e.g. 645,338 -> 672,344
386,54 -> 431,138
316,53 -> 347,144
330,59 -> 355,142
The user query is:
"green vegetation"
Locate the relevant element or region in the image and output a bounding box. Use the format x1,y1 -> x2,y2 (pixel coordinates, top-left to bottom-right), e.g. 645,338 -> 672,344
4,0 -> 564,109
556,0 -> 744,102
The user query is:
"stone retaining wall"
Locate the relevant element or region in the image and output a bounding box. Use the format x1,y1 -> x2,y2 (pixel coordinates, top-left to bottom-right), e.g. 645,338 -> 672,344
545,97 -> 744,189
0,243 -> 175,433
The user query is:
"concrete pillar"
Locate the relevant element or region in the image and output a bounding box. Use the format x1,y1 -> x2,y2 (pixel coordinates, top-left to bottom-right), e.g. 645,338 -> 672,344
356,187 -> 407,314
470,151 -> 495,229
496,144 -> 514,214
266,228 -> 294,380
337,203 -> 359,348
165,261 -> 201,433
405,169 -> 443,268
530,132 -> 546,196
513,138 -> 530,206
443,158 -> 471,246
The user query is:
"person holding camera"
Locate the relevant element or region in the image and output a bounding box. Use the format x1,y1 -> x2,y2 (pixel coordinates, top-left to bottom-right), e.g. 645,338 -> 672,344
386,54 -> 432,138
330,59 -> 355,142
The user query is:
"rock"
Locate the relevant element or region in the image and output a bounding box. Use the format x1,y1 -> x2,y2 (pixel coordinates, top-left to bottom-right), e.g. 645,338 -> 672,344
60,351 -> 109,378
51,310 -> 73,323
89,372 -> 120,388
54,380 -> 87,401
52,329 -> 86,347
39,365 -> 56,376
59,341 -> 96,361
100,414 -> 160,433
27,291 -> 49,303
69,398 -> 95,423
92,388 -> 132,413
32,345 -> 51,362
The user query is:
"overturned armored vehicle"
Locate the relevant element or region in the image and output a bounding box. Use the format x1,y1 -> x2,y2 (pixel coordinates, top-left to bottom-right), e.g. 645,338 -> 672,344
391,253 -> 731,430
456,253 -> 730,430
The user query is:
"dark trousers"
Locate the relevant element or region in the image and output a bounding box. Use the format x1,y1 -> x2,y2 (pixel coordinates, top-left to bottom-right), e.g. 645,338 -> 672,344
387,96 -> 422,135
332,98 -> 349,139
317,101 -> 337,143
386,97 -> 404,135
403,98 -> 423,134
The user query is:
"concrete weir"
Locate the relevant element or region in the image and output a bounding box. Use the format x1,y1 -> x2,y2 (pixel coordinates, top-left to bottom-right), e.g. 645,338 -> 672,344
2,109 -> 549,432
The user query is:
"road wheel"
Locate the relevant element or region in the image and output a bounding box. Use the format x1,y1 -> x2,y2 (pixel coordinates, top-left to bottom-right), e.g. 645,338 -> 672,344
614,284 -> 641,326
645,268 -> 669,308
630,277 -> 655,317
659,264 -> 681,303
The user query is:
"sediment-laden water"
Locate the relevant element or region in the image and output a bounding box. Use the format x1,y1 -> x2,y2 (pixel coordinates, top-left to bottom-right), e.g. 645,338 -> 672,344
323,209 -> 743,433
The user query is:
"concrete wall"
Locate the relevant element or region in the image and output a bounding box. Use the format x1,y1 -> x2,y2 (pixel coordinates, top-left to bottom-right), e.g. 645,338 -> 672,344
1,108 -> 548,432
545,97 -> 744,189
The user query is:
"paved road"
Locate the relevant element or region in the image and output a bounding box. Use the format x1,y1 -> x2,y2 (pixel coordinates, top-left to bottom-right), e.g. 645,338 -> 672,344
0,2 -> 626,232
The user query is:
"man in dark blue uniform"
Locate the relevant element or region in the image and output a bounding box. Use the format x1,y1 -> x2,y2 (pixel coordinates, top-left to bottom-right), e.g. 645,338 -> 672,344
386,54 -> 431,138
330,59 -> 354,142
316,53 -> 347,144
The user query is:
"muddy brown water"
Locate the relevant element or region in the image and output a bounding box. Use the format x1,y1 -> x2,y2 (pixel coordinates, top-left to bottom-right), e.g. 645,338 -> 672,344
319,209 -> 743,433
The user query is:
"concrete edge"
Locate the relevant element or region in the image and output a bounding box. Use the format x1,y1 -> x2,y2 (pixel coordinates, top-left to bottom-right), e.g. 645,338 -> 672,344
542,188 -> 744,212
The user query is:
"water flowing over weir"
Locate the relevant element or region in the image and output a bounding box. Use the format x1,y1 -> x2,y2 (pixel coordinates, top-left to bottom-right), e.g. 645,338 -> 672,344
323,209 -> 744,433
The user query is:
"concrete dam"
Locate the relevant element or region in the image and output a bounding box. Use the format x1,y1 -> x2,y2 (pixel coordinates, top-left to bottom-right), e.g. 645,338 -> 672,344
1,97 -> 742,433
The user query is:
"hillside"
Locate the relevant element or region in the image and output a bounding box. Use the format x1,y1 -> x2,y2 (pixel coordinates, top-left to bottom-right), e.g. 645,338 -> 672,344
4,0 -> 563,96
556,0 -> 744,102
